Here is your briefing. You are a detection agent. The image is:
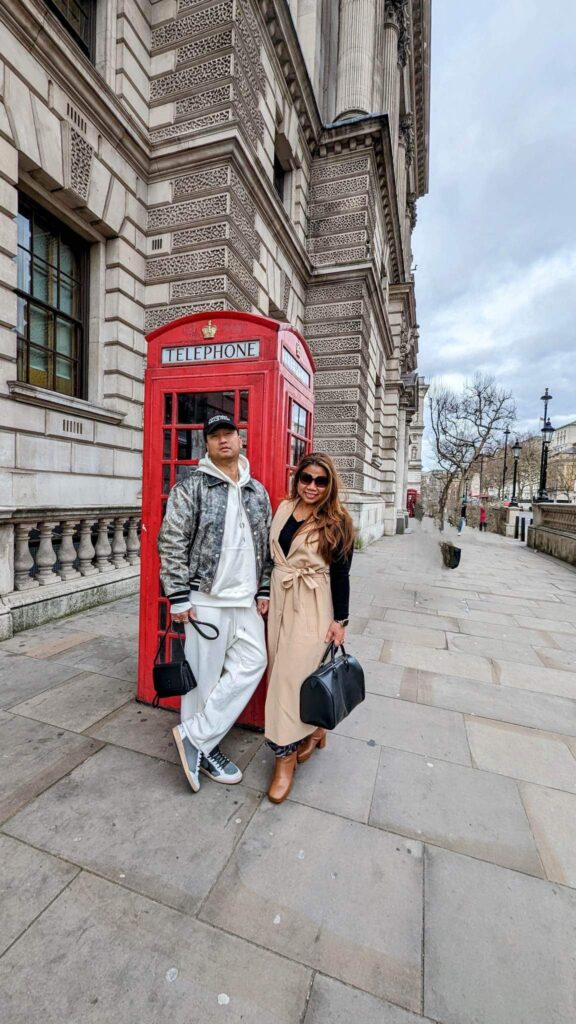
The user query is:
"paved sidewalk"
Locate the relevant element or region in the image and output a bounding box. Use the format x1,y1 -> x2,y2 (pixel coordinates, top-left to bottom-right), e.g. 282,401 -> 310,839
1,521 -> 576,1023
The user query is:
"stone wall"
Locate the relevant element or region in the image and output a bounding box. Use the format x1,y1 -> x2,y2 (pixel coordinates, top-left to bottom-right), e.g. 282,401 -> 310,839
527,504 -> 576,567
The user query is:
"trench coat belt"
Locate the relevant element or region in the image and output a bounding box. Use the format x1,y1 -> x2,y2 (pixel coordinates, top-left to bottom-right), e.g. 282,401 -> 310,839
276,564 -> 330,614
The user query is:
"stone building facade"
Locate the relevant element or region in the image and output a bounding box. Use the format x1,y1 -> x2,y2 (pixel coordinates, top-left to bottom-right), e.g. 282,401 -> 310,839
0,0 -> 430,635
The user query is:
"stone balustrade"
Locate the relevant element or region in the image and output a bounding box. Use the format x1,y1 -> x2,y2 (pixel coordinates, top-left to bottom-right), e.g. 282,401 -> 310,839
527,503 -> 576,566
6,508 -> 141,593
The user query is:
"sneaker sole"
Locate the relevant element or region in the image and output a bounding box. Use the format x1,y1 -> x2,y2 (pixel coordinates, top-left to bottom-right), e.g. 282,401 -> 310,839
172,727 -> 200,792
199,765 -> 243,785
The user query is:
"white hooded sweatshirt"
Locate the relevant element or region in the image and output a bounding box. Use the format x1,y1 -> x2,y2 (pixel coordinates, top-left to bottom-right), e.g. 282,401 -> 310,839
192,453 -> 258,608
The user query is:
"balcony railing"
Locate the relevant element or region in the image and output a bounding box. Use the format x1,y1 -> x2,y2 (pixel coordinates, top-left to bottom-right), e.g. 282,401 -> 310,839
6,507 -> 141,592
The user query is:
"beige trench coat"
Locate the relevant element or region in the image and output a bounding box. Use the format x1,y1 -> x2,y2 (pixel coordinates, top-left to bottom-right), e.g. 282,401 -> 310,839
264,499 -> 334,746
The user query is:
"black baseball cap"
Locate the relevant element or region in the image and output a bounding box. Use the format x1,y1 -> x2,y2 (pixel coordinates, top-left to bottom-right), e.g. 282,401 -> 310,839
203,414 -> 239,439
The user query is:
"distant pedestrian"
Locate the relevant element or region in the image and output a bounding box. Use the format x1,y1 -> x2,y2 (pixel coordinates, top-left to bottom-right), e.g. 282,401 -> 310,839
457,501 -> 467,534
479,506 -> 487,532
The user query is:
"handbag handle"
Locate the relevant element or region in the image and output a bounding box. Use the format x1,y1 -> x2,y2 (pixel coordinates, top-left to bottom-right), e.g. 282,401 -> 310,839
154,616 -> 220,665
319,641 -> 348,666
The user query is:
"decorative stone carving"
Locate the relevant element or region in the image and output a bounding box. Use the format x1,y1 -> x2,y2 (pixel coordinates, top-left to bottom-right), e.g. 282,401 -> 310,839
306,319 -> 363,337
309,231 -> 367,253
310,212 -> 368,236
150,111 -> 232,144
399,113 -> 415,166
78,520 -> 98,576
58,522 -> 81,581
152,2 -> 234,49
70,128 -> 93,201
306,282 -> 363,304
148,194 -> 228,229
172,166 -> 229,198
311,175 -> 370,202
172,222 -> 228,250
170,276 -> 227,299
14,522 -> 39,591
150,55 -> 233,101
36,523 -> 60,586
407,192 -> 418,230
176,84 -> 232,117
311,156 -> 370,184
147,247 -> 227,279
312,195 -> 368,218
145,300 -> 226,332
176,29 -> 234,66
311,247 -> 367,266
306,300 -> 363,322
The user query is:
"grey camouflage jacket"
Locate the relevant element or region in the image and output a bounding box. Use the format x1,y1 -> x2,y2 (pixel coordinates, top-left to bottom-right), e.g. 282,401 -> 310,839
157,469 -> 272,606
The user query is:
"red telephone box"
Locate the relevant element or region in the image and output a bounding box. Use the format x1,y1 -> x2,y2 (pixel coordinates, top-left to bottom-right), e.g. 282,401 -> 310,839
137,311 -> 315,727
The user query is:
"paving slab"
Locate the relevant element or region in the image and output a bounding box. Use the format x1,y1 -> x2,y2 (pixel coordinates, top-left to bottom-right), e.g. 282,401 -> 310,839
365,620 -> 448,649
416,670 -> 576,736
336,692 -> 472,765
520,783 -> 576,888
513,614 -> 576,636
361,660 -> 410,698
243,732 -> 380,823
465,717 -> 576,792
446,631 -> 542,666
87,701 -> 263,770
0,871 -> 311,1024
0,834 -> 79,956
4,744 -> 261,915
380,642 -> 494,683
424,845 -> 576,1024
0,652 -> 82,709
0,627 -> 98,657
535,646 -> 576,672
10,671 -> 133,732
494,660 -> 576,700
304,975 -> 438,1024
455,617 -> 555,646
201,800 -> 423,1010
544,631 -> 576,652
46,636 -> 138,681
370,747 -> 543,875
384,608 -> 462,632
0,715 -> 102,822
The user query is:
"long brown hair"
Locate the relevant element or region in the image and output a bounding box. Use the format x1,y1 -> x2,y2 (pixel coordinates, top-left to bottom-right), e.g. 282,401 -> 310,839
290,452 -> 355,562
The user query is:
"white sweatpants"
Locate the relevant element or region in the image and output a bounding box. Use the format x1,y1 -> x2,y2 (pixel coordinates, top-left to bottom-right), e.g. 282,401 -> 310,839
181,603 -> 267,755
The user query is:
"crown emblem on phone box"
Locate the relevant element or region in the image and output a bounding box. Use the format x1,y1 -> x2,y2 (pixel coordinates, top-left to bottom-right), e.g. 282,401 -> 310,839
201,320 -> 217,339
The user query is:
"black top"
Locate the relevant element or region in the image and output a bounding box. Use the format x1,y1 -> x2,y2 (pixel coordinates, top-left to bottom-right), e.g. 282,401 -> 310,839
278,514 -> 352,620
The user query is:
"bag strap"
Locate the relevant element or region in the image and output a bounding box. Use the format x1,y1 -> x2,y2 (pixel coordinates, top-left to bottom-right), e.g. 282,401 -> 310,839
319,641 -> 348,666
154,616 -> 220,665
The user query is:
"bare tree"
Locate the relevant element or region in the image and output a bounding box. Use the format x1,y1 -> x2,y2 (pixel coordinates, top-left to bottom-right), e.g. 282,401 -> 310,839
428,373 -> 516,528
548,452 -> 576,500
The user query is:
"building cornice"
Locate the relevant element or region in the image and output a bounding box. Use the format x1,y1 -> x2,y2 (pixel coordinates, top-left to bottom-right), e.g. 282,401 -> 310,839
257,0 -> 323,148
411,0 -> 431,196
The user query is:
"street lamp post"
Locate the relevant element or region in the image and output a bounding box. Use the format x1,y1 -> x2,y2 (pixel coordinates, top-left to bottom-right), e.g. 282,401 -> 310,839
536,388 -> 554,502
509,439 -> 522,507
501,426 -> 510,499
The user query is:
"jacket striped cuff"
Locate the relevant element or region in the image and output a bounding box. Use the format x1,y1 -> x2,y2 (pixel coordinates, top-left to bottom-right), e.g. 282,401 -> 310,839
168,590 -> 192,614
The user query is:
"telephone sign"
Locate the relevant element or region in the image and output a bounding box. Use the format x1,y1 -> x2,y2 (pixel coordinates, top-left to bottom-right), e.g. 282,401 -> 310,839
137,311 -> 316,727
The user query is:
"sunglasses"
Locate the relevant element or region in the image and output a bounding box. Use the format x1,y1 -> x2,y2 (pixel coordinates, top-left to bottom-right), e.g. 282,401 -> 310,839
299,471 -> 329,488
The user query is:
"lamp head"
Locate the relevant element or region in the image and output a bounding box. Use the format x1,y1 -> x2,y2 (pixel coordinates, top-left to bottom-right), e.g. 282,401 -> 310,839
542,418 -> 554,443
511,439 -> 522,459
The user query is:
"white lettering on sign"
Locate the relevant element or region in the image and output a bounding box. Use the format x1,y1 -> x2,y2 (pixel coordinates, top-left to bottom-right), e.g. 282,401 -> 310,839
282,347 -> 310,388
161,340 -> 260,364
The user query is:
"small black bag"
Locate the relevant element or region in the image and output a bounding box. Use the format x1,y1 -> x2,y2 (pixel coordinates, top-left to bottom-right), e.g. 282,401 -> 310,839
300,642 -> 365,731
440,541 -> 461,569
152,618 -> 219,706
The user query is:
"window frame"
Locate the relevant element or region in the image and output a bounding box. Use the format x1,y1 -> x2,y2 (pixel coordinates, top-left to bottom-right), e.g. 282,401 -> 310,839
16,194 -> 89,400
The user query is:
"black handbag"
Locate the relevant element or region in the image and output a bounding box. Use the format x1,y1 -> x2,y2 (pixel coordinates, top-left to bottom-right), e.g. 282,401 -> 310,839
300,642 -> 365,730
152,618 -> 219,706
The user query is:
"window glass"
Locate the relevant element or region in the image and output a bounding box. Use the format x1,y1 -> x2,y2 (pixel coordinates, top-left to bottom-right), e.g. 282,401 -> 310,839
164,393 -> 173,423
176,391 -> 235,424
291,401 -> 308,437
239,390 -> 249,421
290,436 -> 305,467
176,429 -> 204,462
163,430 -> 171,460
16,195 -> 87,398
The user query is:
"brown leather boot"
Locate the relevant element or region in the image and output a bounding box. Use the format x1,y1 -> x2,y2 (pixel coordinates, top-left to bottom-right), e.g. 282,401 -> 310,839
267,751 -> 298,804
297,728 -> 327,764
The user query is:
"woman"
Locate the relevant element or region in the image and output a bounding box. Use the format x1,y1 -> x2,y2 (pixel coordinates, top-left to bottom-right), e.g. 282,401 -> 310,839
265,452 -> 355,803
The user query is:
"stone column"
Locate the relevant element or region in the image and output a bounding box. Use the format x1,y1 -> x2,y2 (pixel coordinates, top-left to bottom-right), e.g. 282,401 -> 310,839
334,0 -> 377,120
395,406 -> 407,530
380,1 -> 405,155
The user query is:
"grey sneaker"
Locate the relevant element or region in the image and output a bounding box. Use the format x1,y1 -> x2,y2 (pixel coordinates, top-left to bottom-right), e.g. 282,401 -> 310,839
172,724 -> 201,792
200,746 -> 242,785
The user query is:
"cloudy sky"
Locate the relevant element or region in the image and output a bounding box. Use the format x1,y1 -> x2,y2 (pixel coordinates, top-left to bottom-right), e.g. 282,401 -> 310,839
413,0 -> 576,462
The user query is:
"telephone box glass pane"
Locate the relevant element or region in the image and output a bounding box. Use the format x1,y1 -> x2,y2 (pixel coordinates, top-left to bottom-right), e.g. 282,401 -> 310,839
164,393 -> 172,423
291,436 -> 305,466
175,465 -> 195,483
163,430 -> 171,459
176,429 -> 204,461
177,391 -> 235,424
162,464 -> 170,493
291,401 -> 308,436
240,390 -> 249,421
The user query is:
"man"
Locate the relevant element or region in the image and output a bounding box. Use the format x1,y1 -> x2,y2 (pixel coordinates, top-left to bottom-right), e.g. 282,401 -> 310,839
457,500 -> 467,535
158,413 -> 271,793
